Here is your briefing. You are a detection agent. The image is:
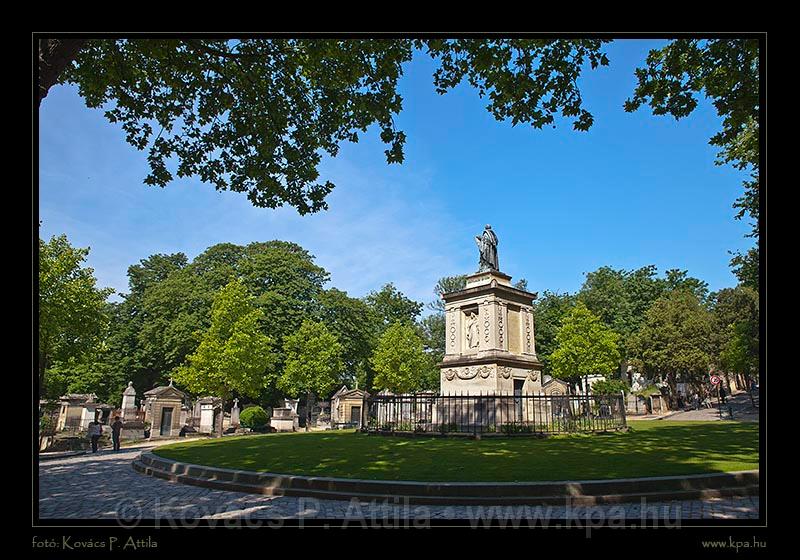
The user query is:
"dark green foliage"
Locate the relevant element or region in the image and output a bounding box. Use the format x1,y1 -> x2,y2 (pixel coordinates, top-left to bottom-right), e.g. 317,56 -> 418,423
316,288 -> 378,384
239,406 -> 269,429
578,266 -> 708,367
629,290 -> 714,397
39,234 -> 115,397
730,247 -> 759,291
422,39 -> 610,131
429,274 -> 468,313
103,240 -> 330,397
710,287 -> 759,381
58,39 -> 612,214
364,283 -> 423,329
532,290 -> 577,370
591,378 -> 630,396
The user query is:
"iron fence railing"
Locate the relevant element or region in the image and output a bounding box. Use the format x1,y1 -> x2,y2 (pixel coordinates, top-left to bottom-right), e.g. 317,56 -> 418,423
363,393 -> 626,436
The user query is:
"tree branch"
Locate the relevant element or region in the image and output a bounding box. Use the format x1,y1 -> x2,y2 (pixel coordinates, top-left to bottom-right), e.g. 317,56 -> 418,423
38,38 -> 86,106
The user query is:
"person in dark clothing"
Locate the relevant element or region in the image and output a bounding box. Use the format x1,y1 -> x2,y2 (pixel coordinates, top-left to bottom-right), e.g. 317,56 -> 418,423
719,386 -> 727,404
111,416 -> 123,451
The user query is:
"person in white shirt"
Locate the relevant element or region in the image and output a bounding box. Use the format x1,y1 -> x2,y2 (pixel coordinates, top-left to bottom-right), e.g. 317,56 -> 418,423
87,417 -> 103,453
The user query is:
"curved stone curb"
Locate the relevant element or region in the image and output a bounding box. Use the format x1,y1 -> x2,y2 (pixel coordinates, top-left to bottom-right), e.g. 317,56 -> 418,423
132,451 -> 758,506
39,450 -> 88,462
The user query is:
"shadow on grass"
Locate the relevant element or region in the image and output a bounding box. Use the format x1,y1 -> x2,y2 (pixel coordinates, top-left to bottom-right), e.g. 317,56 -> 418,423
153,421 -> 759,483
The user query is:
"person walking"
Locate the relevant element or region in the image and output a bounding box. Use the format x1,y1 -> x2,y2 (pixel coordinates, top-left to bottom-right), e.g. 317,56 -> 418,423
87,417 -> 103,453
719,385 -> 727,404
111,416 -> 123,452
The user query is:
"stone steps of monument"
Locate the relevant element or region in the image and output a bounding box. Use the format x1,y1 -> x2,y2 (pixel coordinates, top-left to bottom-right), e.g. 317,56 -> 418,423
133,452 -> 758,507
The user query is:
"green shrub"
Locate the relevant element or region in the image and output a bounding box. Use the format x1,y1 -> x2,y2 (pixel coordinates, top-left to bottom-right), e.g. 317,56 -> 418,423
239,406 -> 269,429
592,379 -> 630,395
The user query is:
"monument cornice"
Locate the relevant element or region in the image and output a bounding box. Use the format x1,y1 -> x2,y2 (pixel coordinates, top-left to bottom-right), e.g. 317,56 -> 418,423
443,283 -> 538,306
439,353 -> 542,370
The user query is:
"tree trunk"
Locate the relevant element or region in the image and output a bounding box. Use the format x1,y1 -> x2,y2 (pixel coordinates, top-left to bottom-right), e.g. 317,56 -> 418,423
38,39 -> 86,106
305,391 -> 313,432
216,397 -> 226,438
38,356 -> 47,398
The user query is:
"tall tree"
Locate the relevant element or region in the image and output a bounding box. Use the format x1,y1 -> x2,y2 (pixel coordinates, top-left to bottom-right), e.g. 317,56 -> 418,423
38,234 -> 114,397
578,265 -> 652,375
532,290 -> 577,371
629,290 -> 714,403
364,283 -> 423,329
578,265 -> 707,377
316,288 -> 378,387
429,275 -> 468,313
710,286 -> 759,388
549,302 -> 621,390
730,247 -> 759,291
371,322 -> 435,394
279,320 -> 345,429
663,269 -> 709,303
174,280 -> 274,435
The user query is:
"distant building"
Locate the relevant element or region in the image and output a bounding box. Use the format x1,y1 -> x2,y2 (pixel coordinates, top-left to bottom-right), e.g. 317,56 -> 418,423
56,394 -> 113,432
331,386 -> 367,428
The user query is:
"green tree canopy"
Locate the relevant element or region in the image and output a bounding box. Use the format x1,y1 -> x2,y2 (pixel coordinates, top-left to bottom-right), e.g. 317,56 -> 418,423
42,38 -> 758,288
531,290 -> 577,370
710,286 -> 759,381
429,275 -> 468,313
730,246 -> 759,291
102,240 -> 330,396
629,290 -> 714,398
42,38 -> 612,214
39,234 -> 114,397
549,302 -> 621,383
364,283 -> 423,329
279,320 -> 345,426
624,39 -> 760,283
174,280 -> 275,434
316,288 -> 378,384
371,322 -> 435,394
577,265 -> 708,370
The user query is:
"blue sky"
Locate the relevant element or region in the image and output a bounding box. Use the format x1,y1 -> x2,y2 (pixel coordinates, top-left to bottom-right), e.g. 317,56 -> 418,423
39,39 -> 752,309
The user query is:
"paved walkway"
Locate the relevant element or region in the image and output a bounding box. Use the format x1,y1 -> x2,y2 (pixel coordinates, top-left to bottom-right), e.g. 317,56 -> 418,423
38,441 -> 759,524
666,392 -> 759,422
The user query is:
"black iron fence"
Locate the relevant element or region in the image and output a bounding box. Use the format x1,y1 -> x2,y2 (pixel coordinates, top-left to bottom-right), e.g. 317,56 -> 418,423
363,393 -> 626,436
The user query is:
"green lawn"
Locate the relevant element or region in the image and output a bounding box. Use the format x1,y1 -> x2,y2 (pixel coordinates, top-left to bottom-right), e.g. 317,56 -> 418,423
154,421 -> 759,483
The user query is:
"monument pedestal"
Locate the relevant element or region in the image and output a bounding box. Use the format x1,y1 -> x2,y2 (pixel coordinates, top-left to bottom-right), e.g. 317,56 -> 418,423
439,270 -> 543,395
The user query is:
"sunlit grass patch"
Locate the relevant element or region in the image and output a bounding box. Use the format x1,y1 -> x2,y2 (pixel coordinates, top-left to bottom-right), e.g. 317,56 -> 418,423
154,421 -> 759,482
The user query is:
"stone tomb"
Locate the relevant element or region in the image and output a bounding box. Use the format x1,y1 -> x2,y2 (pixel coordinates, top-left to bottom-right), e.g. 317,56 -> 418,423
270,399 -> 300,432
439,270 -> 543,396
143,381 -> 187,438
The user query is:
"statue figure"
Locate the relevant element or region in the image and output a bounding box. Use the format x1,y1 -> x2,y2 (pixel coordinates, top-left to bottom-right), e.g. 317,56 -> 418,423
475,224 -> 499,272
465,311 -> 480,349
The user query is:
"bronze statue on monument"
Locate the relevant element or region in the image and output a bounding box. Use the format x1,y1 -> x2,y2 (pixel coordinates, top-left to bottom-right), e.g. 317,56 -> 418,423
475,224 -> 499,272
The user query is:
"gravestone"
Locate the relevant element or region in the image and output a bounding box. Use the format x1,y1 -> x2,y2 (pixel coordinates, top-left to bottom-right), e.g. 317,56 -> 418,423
231,398 -> 240,428
121,382 -> 137,421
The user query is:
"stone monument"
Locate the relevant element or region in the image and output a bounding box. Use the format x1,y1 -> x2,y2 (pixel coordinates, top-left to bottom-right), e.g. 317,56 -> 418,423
439,225 -> 543,395
230,398 -> 240,428
121,381 -> 137,421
